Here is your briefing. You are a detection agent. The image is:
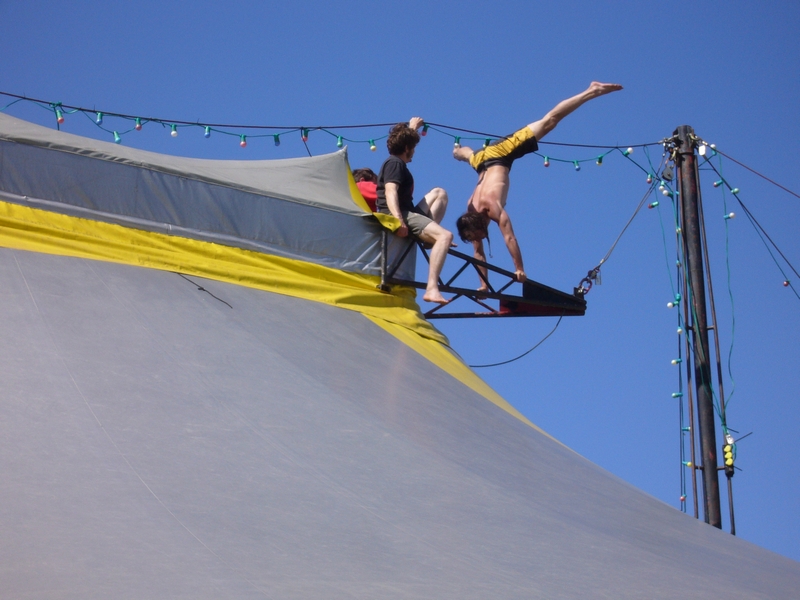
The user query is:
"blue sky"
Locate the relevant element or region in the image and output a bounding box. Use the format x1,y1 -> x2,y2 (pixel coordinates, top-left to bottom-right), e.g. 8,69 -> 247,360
2,1 -> 799,563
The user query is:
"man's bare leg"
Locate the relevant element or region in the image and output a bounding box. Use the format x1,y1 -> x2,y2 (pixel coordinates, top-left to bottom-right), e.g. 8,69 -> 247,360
453,146 -> 474,163
419,221 -> 453,304
417,187 -> 449,224
528,81 -> 623,141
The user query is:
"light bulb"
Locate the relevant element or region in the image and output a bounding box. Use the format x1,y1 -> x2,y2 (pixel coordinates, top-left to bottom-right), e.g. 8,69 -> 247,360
170,124 -> 178,137
239,135 -> 247,147
134,118 -> 142,131
204,126 -> 211,138
113,131 -> 121,144
369,139 -> 376,151
96,112 -> 103,125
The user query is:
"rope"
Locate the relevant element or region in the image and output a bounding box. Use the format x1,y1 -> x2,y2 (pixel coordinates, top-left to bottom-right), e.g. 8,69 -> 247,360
577,179 -> 659,294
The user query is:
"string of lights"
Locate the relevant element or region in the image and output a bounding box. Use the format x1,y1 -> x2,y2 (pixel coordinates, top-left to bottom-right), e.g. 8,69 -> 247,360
715,154 -> 738,413
0,91 -> 664,164
704,161 -> 800,296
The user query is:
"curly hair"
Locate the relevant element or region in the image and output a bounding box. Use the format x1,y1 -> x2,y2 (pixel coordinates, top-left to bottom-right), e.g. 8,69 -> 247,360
386,123 -> 420,156
456,211 -> 489,242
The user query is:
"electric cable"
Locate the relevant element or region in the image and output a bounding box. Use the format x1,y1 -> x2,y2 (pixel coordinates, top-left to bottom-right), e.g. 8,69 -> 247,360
469,315 -> 563,368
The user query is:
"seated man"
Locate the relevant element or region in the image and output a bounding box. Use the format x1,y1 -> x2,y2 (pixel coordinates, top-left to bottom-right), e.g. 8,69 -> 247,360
454,81 -> 622,291
377,117 -> 453,304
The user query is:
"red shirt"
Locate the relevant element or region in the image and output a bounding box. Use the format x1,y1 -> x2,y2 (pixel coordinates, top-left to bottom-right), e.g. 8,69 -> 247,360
356,181 -> 378,212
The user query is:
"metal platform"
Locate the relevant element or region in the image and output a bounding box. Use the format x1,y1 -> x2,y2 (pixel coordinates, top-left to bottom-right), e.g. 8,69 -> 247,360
379,231 -> 587,319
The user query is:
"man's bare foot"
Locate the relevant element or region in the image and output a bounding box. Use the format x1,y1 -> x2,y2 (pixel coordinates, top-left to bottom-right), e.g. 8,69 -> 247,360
423,289 -> 449,305
589,81 -> 623,97
453,146 -> 475,162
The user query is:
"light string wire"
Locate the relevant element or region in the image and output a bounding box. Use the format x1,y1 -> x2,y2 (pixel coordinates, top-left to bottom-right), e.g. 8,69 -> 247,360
651,180 -> 690,507
713,147 -> 800,200
704,161 -> 800,299
0,91 -> 667,154
716,154 -> 737,414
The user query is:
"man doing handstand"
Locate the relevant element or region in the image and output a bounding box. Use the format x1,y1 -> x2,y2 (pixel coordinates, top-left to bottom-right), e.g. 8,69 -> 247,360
454,81 -> 622,292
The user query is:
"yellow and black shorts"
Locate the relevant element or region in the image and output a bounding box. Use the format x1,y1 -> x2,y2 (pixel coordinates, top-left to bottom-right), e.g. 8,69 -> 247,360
468,126 -> 539,173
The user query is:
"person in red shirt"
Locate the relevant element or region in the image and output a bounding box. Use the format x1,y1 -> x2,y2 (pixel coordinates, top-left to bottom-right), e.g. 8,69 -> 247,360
353,168 -> 378,212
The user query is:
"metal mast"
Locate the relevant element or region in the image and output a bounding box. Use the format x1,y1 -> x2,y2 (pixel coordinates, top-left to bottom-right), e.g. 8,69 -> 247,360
674,125 -> 722,528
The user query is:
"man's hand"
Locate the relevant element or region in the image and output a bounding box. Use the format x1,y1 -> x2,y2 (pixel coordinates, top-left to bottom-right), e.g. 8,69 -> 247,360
514,269 -> 527,283
408,117 -> 424,131
396,222 -> 409,237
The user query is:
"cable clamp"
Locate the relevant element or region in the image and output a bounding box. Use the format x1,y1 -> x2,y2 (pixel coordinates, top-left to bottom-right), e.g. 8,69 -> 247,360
576,267 -> 600,296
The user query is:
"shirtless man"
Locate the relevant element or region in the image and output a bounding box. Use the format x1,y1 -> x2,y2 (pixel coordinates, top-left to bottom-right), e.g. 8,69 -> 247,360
377,117 -> 453,304
453,82 -> 622,291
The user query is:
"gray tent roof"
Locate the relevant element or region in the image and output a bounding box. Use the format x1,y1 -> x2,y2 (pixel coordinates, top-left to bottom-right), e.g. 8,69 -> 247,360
0,112 -> 414,278
0,112 -> 364,215
1,249 -> 799,599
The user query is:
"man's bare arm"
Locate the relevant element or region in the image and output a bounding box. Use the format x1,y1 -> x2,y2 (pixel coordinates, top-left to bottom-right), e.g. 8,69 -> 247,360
495,207 -> 526,282
384,182 -> 408,237
472,239 -> 490,292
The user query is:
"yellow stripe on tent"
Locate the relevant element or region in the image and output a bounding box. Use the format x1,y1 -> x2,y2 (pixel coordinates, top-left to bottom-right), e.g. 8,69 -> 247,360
0,199 -> 543,430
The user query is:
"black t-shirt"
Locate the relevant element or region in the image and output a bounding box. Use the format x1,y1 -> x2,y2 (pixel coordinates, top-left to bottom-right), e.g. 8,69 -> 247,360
376,155 -> 414,213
